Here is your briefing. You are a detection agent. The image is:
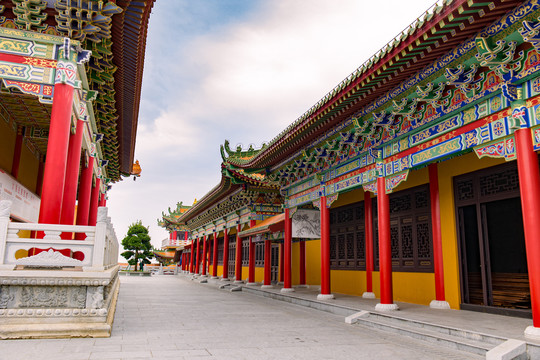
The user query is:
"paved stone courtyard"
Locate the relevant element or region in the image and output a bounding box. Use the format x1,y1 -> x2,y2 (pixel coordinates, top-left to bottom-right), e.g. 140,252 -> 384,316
1,275 -> 480,360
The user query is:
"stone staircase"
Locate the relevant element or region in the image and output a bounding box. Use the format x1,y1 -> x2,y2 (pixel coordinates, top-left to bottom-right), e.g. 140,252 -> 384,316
350,311 -> 536,359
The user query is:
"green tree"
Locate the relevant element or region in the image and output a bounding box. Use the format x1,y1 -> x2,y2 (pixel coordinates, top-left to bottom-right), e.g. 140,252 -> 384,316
121,221 -> 153,271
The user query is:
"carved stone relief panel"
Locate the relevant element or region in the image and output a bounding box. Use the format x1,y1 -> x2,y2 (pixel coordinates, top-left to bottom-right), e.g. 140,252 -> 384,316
0,285 -> 87,309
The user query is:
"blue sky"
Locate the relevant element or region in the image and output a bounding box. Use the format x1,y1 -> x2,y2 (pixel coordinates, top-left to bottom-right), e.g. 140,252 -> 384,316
107,0 -> 439,249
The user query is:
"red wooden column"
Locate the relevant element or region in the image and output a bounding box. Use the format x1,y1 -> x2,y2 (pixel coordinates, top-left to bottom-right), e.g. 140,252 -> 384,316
60,119 -> 85,239
201,236 -> 208,276
88,178 -> 101,226
212,232 -> 218,278
375,175 -> 398,311
222,229 -> 230,280
172,230 -> 177,240
279,243 -> 284,284
363,192 -> 375,298
11,126 -> 24,179
195,237 -> 201,274
38,79 -> 75,225
189,241 -> 195,273
99,193 -> 106,207
262,240 -> 273,288
181,253 -> 185,271
282,208 -> 294,293
247,220 -> 257,285
318,196 -> 334,300
235,224 -> 243,283
75,156 -> 94,239
515,128 -> 540,337
299,240 -> 306,286
429,163 -> 450,309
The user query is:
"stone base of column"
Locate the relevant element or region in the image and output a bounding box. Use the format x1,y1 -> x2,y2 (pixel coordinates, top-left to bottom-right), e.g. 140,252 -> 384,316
429,300 -> 450,309
200,274 -> 208,278
210,276 -> 219,279
220,277 -> 230,281
246,282 -> 258,286
362,292 -> 376,299
261,284 -> 274,289
525,326 -> 540,340
296,284 -> 309,288
317,294 -> 335,300
233,280 -> 244,284
281,287 -> 295,293
375,303 -> 399,311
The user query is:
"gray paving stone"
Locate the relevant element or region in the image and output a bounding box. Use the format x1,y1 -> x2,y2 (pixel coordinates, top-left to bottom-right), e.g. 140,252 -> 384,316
89,351 -> 152,359
0,275 -> 486,359
151,349 -> 210,357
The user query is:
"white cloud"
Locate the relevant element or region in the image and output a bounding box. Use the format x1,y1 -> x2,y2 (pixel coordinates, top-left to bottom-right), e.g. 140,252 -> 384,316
109,0 -> 440,250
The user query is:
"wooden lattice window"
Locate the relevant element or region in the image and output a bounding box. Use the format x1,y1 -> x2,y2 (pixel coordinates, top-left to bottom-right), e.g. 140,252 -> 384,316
228,235 -> 236,278
255,242 -> 264,267
330,202 -> 366,270
217,237 -> 224,265
373,184 -> 434,272
242,239 -> 249,266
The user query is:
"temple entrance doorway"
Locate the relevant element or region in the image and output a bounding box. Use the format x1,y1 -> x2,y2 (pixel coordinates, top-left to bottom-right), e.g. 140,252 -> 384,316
455,162 -> 531,317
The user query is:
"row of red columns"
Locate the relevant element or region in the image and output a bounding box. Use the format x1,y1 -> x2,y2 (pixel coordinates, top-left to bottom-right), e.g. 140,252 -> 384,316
183,185 -> 446,309
31,64 -> 104,233
184,223 -> 309,290
179,128 -> 540,332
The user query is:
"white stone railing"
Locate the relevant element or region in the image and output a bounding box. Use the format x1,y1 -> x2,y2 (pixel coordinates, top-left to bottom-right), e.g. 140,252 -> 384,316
0,200 -> 118,272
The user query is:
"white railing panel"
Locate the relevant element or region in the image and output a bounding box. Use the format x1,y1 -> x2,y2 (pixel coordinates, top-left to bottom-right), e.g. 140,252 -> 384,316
4,240 -> 94,267
0,201 -> 120,272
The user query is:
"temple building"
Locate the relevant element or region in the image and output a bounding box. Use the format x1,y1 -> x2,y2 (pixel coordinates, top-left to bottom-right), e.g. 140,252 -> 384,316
0,0 -> 155,338
156,202 -> 192,265
161,0 -> 540,339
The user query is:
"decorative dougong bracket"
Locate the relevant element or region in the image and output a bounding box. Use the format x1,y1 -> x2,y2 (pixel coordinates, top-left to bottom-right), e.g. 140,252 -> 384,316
445,64 -> 485,96
362,170 -> 409,195
416,82 -> 451,108
475,36 -> 524,102
520,17 -> 540,51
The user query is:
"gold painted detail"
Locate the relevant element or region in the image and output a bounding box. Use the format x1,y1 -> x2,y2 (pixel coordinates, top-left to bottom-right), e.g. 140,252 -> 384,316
0,62 -> 27,78
0,38 -> 31,55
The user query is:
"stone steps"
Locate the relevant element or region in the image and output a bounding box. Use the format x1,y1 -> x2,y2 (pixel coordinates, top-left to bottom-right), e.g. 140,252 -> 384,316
352,311 -> 500,357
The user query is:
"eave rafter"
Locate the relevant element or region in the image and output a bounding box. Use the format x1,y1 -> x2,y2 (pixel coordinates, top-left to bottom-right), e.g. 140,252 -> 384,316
224,0 -> 516,173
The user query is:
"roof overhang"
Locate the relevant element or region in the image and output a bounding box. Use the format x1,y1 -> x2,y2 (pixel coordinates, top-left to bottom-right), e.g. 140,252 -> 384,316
238,213 -> 285,238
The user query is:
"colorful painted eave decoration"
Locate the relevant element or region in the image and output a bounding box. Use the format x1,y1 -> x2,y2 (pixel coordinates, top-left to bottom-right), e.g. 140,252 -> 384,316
264,1 -> 540,187
221,162 -> 279,189
0,0 -> 156,183
157,202 -> 192,229
223,0 -> 525,171
173,177 -> 239,226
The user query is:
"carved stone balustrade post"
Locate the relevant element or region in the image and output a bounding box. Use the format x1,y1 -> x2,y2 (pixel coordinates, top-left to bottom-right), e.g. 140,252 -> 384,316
91,207 -> 108,271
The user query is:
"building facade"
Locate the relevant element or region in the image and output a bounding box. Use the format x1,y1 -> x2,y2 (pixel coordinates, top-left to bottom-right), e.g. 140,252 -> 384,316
0,0 -> 155,338
160,0 -> 540,338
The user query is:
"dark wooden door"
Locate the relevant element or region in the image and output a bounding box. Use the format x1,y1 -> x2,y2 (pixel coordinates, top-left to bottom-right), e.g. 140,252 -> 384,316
455,162 -> 530,315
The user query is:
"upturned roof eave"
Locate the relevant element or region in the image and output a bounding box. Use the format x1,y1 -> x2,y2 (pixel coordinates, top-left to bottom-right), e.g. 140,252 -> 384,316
224,0 -> 492,170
